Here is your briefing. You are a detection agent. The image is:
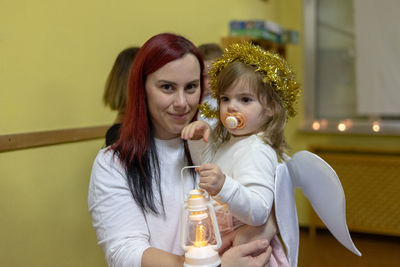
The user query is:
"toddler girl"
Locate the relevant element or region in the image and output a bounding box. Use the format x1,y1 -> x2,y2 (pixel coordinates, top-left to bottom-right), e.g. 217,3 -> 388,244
182,42 -> 300,266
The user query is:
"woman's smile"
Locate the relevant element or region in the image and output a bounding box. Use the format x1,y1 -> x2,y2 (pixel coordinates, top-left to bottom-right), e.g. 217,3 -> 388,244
169,112 -> 190,120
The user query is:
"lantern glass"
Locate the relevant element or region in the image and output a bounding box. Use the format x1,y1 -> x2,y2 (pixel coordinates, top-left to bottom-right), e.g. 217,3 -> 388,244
187,211 -> 211,247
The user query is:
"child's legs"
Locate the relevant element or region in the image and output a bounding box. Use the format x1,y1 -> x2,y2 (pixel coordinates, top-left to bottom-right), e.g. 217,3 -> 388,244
232,209 -> 277,247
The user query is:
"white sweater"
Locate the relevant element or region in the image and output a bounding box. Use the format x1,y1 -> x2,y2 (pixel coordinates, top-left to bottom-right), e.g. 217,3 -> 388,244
190,134 -> 276,226
88,138 -> 195,267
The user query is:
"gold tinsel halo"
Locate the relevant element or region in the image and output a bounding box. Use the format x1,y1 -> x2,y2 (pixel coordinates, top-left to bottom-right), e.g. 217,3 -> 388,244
199,41 -> 301,119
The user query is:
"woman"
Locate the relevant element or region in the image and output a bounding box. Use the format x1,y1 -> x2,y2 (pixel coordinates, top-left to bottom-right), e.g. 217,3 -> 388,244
88,33 -> 271,267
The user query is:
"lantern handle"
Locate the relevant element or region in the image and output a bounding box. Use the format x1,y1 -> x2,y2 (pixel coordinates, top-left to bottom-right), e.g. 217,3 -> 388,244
180,203 -> 189,251
180,165 -> 200,201
208,202 -> 222,250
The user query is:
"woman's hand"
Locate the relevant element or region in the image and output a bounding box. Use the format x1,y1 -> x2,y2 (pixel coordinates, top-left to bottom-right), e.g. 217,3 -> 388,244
217,230 -> 236,255
197,163 -> 225,196
221,239 -> 272,267
181,120 -> 211,142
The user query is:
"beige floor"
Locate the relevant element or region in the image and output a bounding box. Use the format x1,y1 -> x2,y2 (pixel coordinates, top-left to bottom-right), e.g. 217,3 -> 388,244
298,228 -> 400,267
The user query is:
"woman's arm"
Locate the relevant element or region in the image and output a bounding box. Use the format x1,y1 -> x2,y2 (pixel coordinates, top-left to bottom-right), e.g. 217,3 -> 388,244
142,248 -> 184,267
142,240 -> 271,267
89,150 -> 183,267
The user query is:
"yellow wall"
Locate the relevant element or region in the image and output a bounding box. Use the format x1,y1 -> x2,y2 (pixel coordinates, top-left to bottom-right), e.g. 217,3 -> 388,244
0,0 -> 280,266
0,0 -> 278,134
2,0 -> 399,266
0,140 -> 106,266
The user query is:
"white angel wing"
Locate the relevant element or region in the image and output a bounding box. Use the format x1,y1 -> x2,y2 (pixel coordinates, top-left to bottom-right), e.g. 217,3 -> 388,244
275,162 -> 299,267
275,150 -> 361,267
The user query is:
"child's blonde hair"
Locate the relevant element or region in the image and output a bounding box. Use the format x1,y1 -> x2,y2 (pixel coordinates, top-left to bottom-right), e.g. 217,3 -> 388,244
200,42 -> 300,159
212,61 -> 288,158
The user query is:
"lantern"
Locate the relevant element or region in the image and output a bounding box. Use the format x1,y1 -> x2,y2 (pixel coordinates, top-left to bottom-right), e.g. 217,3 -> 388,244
180,167 -> 222,267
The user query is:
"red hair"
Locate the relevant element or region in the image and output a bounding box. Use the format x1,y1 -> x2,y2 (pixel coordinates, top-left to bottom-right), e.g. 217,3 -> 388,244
112,33 -> 204,213
115,32 -> 204,165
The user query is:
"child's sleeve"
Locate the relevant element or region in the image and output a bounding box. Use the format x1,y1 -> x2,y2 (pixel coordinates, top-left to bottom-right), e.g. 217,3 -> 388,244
212,145 -> 276,226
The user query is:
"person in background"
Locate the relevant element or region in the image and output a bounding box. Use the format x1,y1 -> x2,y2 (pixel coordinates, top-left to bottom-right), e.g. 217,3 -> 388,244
102,46 -> 140,146
197,43 -> 223,127
89,33 -> 272,267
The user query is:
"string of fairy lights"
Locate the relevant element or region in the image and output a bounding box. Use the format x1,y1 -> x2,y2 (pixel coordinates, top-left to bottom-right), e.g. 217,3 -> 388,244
310,119 -> 383,133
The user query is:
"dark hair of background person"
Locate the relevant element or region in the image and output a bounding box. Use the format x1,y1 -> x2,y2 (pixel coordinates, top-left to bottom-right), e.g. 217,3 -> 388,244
102,47 -> 140,146
112,33 -> 205,214
198,43 -> 223,61
197,43 -> 223,98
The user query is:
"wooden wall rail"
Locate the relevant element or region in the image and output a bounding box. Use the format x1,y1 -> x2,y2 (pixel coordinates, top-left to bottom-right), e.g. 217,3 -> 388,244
0,125 -> 109,152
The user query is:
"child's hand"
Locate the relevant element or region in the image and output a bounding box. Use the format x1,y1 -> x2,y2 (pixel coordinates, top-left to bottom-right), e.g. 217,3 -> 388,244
181,121 -> 211,142
197,163 -> 226,196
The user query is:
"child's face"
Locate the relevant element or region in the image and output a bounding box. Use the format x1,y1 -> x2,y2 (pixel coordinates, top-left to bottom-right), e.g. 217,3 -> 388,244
219,78 -> 269,136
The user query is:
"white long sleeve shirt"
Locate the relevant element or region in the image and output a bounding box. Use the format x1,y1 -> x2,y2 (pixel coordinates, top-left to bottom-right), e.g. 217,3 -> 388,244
190,134 -> 276,226
88,138 -> 195,267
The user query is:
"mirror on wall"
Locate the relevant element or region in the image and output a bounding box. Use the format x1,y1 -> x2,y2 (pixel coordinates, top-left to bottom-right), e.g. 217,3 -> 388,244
303,0 -> 400,135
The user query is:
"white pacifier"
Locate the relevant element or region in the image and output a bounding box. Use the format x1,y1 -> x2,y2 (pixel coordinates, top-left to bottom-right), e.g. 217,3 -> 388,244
225,116 -> 238,129
221,112 -> 246,129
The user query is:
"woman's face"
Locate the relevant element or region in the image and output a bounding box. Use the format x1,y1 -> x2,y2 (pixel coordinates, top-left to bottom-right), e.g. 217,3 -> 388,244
145,53 -> 201,139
